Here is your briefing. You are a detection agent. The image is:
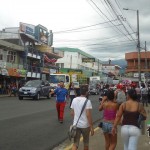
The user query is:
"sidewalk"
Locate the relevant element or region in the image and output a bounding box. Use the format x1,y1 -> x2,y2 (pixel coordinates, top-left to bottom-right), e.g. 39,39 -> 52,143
0,94 -> 9,98
66,107 -> 150,150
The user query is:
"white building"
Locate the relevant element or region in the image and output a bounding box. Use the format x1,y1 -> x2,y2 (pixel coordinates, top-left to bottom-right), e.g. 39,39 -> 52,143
55,48 -> 102,76
102,64 -> 121,77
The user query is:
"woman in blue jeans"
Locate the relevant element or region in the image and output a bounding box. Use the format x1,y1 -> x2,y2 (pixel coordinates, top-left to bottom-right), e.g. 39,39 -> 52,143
99,89 -> 119,150
112,89 -> 147,150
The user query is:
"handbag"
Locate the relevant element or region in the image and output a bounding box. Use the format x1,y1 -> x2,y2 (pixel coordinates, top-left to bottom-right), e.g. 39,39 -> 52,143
68,99 -> 88,140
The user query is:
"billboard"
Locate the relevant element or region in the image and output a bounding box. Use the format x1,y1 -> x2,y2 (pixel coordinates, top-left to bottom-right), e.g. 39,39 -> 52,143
19,22 -> 35,39
82,58 -> 95,63
35,25 -> 48,44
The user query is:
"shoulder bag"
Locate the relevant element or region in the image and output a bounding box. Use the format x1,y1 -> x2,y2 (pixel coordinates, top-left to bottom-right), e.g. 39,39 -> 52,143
68,98 -> 88,140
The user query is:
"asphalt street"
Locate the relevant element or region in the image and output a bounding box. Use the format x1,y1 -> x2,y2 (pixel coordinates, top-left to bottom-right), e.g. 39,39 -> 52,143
0,95 -> 101,150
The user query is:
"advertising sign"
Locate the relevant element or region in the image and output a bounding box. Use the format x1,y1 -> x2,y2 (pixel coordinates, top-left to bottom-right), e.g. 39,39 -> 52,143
35,25 -> 48,44
82,58 -> 95,63
8,68 -> 27,77
19,22 -> 35,39
68,69 -> 82,74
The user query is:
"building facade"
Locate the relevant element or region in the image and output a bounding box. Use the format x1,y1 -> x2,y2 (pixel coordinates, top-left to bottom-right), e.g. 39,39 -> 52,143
56,47 -> 102,77
0,23 -> 62,93
125,51 -> 150,80
102,64 -> 121,77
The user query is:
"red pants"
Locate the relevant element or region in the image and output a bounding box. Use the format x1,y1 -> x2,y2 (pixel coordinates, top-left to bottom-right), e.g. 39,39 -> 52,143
56,102 -> 66,121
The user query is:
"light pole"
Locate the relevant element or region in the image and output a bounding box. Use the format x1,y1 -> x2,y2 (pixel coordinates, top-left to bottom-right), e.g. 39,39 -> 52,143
123,8 -> 141,82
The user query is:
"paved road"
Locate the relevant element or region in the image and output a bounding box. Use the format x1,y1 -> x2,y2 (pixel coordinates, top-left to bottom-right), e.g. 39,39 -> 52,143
0,95 -> 101,150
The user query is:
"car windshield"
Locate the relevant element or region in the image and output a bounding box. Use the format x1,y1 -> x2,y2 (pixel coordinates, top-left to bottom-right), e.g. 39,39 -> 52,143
24,80 -> 42,87
50,75 -> 65,83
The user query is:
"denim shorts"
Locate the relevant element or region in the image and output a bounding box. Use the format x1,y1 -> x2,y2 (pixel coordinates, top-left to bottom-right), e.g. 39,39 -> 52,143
102,122 -> 113,134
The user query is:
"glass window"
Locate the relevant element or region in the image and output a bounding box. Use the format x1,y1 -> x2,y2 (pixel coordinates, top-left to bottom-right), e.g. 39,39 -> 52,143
7,51 -> 16,62
66,76 -> 69,82
50,75 -> 65,83
25,80 -> 42,87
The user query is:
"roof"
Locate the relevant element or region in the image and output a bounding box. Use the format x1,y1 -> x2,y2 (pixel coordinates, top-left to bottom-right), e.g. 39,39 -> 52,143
56,47 -> 101,62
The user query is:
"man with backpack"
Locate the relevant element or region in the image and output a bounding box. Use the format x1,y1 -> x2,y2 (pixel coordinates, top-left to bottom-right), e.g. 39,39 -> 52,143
115,84 -> 126,106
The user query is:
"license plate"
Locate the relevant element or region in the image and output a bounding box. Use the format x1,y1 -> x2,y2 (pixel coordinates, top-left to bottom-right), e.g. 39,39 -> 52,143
24,92 -> 28,94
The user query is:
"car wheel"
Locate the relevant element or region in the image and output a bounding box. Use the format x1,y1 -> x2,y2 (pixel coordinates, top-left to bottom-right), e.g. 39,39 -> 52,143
19,96 -> 23,100
47,92 -> 51,99
34,92 -> 40,100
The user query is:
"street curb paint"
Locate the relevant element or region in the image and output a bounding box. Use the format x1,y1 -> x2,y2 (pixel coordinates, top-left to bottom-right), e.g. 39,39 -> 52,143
64,127 -> 99,150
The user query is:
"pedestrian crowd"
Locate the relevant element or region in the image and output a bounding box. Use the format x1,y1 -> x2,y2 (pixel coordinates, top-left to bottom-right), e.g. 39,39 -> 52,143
51,80 -> 149,150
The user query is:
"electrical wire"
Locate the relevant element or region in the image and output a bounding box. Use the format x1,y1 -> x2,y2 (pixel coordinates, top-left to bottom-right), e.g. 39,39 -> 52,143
104,0 -> 137,43
88,0 -> 134,41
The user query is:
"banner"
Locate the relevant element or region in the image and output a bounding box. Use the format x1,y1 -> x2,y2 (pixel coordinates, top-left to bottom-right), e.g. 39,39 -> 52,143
19,22 -> 35,39
44,54 -> 57,63
35,25 -> 48,44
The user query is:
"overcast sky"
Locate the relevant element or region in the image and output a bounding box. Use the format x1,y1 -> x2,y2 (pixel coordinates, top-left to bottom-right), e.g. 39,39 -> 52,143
0,0 -> 150,61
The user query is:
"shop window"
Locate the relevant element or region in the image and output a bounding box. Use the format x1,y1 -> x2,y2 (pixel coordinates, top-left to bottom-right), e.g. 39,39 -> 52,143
7,51 -> 16,62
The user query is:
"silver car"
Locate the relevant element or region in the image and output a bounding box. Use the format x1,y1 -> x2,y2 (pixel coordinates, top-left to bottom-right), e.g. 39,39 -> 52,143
18,80 -> 51,100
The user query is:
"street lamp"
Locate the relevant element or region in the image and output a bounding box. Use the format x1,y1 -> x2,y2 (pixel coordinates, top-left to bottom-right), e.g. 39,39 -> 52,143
123,8 -> 141,82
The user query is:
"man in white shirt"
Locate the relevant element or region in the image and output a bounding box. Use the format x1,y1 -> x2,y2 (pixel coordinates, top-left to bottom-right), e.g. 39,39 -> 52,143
70,85 -> 94,150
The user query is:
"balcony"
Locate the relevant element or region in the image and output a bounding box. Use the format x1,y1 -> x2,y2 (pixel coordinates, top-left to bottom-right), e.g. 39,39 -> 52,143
35,45 -> 63,58
26,46 -> 41,59
26,66 -> 41,78
126,66 -> 150,73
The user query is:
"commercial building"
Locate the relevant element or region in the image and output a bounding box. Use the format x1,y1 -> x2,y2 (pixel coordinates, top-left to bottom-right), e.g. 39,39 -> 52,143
0,23 -> 62,92
125,51 -> 150,80
55,47 -> 102,83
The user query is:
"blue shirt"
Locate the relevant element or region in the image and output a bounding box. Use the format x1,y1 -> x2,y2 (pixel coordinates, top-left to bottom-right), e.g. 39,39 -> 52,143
54,87 -> 68,102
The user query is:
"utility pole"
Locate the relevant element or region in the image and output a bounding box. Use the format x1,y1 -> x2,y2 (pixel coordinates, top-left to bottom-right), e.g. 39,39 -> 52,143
137,10 -> 141,82
123,8 -> 141,83
145,41 -> 148,83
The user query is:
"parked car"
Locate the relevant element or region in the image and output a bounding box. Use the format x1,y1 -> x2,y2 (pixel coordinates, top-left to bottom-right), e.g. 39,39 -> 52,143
18,80 -> 51,100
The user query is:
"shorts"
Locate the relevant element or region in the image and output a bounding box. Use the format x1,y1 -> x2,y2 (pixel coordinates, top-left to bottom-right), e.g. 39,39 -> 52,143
102,122 -> 113,134
74,127 -> 90,147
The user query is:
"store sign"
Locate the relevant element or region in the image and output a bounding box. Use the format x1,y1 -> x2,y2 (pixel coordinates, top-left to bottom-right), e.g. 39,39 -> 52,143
35,25 -> 48,44
8,68 -> 27,77
19,22 -> 35,39
68,69 -> 82,74
134,73 -> 145,78
82,58 -> 95,63
50,69 -> 56,74
1,69 -> 8,76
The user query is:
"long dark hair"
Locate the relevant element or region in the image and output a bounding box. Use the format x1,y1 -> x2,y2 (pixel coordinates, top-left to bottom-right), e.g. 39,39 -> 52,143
127,89 -> 137,101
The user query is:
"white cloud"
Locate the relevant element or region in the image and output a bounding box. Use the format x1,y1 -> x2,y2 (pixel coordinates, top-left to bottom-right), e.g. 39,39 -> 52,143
0,0 -> 150,61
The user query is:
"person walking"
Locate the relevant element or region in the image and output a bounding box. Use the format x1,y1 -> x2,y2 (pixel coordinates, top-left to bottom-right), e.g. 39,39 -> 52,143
141,83 -> 148,107
70,85 -> 94,150
135,85 -> 141,102
112,89 -> 147,150
99,89 -> 119,150
50,81 -> 68,123
69,82 -> 76,108
115,84 -> 126,106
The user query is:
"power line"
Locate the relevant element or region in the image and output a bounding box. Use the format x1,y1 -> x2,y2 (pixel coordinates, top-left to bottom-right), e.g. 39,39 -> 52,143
105,0 -> 137,43
53,19 -> 118,34
88,0 -> 134,41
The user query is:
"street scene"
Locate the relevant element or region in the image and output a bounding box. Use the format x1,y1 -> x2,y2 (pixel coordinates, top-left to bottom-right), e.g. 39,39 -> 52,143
0,0 -> 150,150
0,95 -> 101,150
